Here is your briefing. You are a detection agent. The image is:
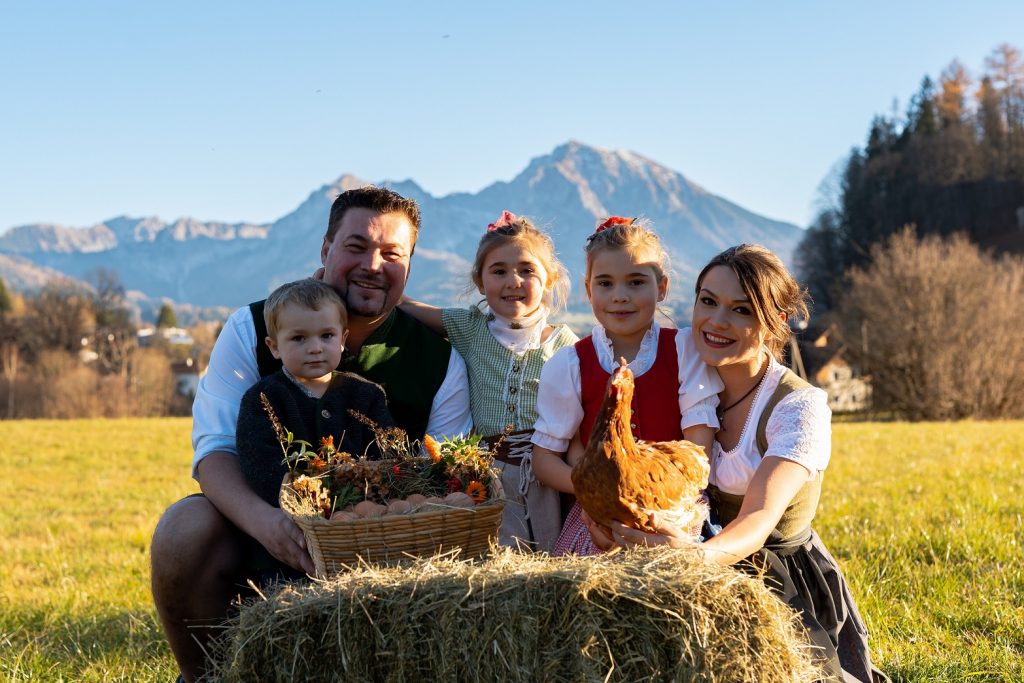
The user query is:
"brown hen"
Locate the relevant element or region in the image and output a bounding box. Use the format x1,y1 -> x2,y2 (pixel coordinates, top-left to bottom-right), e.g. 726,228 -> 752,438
570,358 -> 710,534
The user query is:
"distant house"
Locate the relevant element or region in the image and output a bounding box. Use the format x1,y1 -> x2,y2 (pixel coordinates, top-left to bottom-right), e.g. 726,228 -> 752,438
137,326 -> 194,347
793,324 -> 872,413
170,357 -> 202,398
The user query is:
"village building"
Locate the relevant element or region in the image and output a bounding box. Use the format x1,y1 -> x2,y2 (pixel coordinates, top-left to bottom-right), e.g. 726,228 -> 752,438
790,324 -> 872,414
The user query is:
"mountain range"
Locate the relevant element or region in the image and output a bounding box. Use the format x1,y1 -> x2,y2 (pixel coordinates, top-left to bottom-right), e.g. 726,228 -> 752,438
0,141 -> 804,320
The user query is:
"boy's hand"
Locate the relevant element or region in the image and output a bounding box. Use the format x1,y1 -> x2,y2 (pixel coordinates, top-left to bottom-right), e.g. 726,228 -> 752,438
251,506 -> 315,575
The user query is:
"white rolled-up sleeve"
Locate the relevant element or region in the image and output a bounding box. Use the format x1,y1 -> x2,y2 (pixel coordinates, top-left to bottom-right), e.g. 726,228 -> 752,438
677,327 -> 723,431
764,387 -> 832,476
191,306 -> 261,479
424,348 -> 474,439
530,345 -> 583,452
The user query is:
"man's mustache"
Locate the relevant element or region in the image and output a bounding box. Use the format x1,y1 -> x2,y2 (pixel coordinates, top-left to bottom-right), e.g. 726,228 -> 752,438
347,272 -> 390,289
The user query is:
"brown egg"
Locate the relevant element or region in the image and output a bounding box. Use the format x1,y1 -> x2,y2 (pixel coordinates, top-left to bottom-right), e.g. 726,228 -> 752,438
329,510 -> 360,523
444,492 -> 476,508
386,500 -> 413,515
352,500 -> 387,518
405,494 -> 427,507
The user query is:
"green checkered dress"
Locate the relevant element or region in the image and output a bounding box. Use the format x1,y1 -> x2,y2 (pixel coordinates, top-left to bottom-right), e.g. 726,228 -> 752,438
442,306 -> 577,436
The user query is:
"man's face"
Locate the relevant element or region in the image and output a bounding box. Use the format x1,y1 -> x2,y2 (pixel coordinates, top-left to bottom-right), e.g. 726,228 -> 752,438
320,208 -> 414,319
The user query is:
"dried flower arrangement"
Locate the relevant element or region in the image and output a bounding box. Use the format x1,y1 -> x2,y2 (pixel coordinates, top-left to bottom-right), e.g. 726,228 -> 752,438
262,394 -> 502,521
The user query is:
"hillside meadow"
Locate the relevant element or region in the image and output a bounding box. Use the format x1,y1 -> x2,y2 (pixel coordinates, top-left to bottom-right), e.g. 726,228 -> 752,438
0,419 -> 1021,682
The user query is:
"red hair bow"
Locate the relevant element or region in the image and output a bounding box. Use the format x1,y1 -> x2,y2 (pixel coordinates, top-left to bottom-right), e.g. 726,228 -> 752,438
487,210 -> 518,232
594,216 -> 634,235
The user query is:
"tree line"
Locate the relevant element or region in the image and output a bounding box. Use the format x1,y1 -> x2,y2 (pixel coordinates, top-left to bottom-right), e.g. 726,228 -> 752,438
0,271 -> 212,419
795,43 -> 1024,419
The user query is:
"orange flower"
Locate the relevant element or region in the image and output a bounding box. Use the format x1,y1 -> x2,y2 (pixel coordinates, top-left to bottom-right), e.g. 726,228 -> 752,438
466,480 -> 487,503
423,434 -> 442,463
319,435 -> 335,450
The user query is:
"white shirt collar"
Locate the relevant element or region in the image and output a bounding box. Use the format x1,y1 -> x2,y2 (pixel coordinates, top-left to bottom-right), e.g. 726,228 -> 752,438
590,320 -> 661,377
487,306 -> 548,354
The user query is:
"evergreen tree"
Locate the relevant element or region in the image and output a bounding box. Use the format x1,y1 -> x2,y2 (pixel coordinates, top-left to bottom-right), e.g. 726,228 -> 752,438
156,303 -> 178,329
0,278 -> 11,317
795,42 -> 1024,314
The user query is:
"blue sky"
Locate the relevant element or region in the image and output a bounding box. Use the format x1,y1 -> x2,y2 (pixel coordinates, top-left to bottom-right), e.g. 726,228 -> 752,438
1,1 -> 1020,232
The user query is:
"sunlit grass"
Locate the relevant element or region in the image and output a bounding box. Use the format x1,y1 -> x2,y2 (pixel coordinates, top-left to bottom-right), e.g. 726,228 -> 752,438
0,418 -> 1021,681
0,418 -> 196,682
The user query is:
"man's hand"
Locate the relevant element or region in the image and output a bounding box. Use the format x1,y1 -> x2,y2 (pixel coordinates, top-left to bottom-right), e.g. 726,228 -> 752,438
249,506 -> 316,575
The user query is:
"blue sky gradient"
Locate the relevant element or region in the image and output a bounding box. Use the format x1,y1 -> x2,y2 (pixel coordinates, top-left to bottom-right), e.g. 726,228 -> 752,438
1,1 -> 1020,231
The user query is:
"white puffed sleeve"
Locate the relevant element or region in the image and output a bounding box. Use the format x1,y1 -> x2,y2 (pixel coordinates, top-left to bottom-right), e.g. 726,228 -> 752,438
676,328 -> 723,430
763,387 -> 832,476
530,345 -> 583,452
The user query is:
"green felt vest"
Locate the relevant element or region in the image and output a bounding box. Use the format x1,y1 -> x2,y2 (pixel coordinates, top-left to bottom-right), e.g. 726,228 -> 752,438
250,301 -> 450,440
706,369 -> 824,542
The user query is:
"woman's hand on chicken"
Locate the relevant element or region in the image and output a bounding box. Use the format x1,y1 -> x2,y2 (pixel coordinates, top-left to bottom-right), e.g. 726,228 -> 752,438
587,456 -> 811,565
584,509 -> 699,552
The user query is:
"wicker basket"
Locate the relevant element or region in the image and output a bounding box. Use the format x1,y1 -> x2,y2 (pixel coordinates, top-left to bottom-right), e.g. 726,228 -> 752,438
281,477 -> 505,576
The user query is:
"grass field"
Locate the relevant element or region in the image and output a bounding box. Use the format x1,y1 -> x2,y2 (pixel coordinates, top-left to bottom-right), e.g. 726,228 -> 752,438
0,419 -> 1021,682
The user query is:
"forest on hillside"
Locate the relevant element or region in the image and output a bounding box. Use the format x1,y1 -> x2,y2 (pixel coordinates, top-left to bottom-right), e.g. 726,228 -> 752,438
797,43 -> 1024,309
796,43 -> 1024,419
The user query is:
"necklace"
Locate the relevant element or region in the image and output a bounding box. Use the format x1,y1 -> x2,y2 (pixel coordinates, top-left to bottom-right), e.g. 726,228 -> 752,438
717,356 -> 769,424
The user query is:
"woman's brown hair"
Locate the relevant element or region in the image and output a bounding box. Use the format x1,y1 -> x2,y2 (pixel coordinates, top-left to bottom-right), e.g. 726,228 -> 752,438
694,244 -> 810,361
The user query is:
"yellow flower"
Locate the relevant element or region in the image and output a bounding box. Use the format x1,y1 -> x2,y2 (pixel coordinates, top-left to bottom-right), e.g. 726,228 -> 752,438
466,480 -> 487,503
424,435 -> 442,463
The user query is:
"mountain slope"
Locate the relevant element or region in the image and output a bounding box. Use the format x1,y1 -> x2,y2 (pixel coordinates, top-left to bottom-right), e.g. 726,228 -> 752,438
0,141 -> 804,312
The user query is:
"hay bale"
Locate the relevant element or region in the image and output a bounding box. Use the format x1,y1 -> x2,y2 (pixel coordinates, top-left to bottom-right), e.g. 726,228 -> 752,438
208,547 -> 823,682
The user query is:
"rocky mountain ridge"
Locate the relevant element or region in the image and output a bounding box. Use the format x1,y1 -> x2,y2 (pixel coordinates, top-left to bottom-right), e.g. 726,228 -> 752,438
0,141 -> 803,315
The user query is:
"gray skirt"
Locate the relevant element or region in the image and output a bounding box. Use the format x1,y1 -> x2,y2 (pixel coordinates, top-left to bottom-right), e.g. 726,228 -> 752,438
740,528 -> 889,683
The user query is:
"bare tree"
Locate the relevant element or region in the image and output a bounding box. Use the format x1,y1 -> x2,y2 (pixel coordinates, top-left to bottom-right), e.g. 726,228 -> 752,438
24,281 -> 93,358
840,227 -> 1024,419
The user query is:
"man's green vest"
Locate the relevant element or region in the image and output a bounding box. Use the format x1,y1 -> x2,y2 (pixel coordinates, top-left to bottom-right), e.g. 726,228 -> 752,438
249,301 -> 451,440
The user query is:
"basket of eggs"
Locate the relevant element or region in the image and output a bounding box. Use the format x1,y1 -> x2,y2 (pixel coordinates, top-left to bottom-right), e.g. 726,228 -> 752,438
270,405 -> 505,576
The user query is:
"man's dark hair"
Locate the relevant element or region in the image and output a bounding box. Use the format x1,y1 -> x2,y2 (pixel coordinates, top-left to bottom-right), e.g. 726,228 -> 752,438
326,186 -> 422,247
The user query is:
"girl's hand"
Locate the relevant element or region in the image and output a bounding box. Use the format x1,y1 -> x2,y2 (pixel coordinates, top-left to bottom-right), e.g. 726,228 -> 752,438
609,513 -> 702,553
581,510 -> 614,550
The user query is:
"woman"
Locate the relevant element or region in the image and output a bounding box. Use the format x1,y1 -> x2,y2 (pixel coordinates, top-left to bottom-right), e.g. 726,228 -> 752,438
588,244 -> 887,683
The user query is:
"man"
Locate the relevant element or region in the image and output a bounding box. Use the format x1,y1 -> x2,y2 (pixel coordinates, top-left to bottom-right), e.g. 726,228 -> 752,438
150,187 -> 472,682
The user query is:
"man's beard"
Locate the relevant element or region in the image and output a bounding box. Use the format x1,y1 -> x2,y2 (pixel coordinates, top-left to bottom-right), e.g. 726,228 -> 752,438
343,283 -> 391,318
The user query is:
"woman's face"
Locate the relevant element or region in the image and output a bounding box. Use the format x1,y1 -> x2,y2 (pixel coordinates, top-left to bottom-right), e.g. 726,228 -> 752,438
691,265 -> 766,369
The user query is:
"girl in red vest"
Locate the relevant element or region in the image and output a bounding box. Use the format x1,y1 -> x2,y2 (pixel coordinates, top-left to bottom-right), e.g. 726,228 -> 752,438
530,217 -> 723,555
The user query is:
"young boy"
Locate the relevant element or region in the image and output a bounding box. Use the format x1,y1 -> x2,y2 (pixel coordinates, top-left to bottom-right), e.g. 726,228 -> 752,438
235,279 -> 394,510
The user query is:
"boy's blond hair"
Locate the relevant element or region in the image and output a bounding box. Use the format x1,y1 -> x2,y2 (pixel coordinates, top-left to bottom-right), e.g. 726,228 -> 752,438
264,279 -> 348,338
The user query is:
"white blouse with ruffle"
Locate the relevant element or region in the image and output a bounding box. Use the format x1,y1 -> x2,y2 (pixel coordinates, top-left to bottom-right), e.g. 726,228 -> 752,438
531,322 -> 723,452
710,356 -> 832,495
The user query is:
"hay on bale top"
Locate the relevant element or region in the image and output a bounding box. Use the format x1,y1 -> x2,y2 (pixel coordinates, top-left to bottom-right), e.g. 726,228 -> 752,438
208,547 -> 823,683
